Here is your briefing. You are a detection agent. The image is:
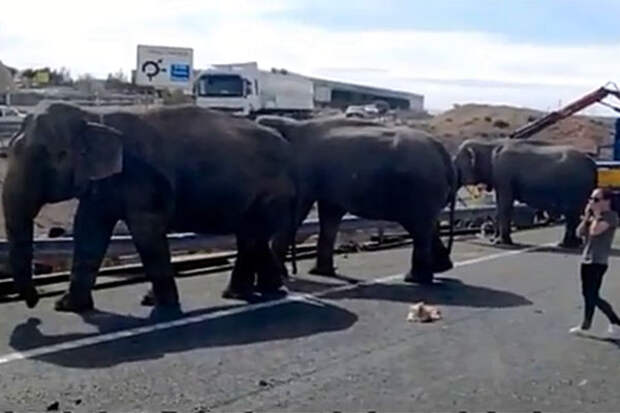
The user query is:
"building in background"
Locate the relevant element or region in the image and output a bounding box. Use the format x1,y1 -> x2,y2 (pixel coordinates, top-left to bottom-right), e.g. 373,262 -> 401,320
309,76 -> 424,111
192,61 -> 425,115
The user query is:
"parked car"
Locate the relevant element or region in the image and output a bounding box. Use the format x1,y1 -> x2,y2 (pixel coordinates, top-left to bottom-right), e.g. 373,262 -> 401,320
344,105 -> 367,118
0,105 -> 26,123
344,103 -> 387,119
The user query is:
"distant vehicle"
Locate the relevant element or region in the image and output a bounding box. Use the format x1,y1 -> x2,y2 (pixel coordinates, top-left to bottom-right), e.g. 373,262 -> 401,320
345,103 -> 383,118
344,105 -> 366,118
0,106 -> 26,123
193,62 -> 314,118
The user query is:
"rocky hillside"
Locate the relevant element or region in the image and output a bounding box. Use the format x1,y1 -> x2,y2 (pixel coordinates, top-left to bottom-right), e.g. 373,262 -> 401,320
407,104 -> 615,155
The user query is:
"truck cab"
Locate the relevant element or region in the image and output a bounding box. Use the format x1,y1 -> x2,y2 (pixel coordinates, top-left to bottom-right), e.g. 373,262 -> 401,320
194,61 -> 314,118
193,63 -> 260,116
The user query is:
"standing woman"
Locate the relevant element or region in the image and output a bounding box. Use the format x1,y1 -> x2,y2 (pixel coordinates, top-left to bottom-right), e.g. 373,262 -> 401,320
570,188 -> 620,336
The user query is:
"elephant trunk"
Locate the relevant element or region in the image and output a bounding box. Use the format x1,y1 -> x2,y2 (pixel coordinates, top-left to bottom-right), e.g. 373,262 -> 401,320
2,165 -> 42,308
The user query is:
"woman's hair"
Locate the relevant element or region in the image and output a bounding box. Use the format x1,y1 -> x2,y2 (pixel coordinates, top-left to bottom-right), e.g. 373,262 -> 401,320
600,188 -> 613,201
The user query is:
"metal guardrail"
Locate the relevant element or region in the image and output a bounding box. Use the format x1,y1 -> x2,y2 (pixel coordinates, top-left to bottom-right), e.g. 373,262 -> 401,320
0,204 -> 534,259
0,204 -> 542,294
0,120 -> 22,136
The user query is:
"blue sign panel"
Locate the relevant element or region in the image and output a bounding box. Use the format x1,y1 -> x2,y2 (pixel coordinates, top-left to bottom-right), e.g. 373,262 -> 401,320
170,64 -> 190,82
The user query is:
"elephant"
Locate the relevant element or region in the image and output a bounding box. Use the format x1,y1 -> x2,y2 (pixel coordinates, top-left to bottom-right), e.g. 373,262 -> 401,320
256,115 -> 457,284
3,102 -> 296,312
453,138 -> 597,247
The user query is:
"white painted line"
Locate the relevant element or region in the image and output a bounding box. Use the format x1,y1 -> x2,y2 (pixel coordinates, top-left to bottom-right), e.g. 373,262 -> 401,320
0,243 -> 551,366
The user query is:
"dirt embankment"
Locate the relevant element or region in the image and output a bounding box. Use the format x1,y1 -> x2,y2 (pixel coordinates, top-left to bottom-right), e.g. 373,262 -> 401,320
406,104 -> 615,155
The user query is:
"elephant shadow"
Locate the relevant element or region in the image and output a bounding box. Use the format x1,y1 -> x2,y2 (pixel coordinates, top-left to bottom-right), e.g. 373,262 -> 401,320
465,237 -> 620,259
9,300 -> 357,369
462,239 -> 620,257
287,276 -> 532,309
464,239 -> 546,251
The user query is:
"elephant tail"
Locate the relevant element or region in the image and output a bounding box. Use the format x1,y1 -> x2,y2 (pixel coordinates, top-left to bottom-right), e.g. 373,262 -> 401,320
289,194 -> 298,275
288,172 -> 301,276
440,141 -> 458,254
447,187 -> 456,253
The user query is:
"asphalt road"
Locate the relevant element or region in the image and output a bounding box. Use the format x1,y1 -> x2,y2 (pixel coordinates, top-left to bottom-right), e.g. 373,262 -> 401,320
1,226 -> 620,412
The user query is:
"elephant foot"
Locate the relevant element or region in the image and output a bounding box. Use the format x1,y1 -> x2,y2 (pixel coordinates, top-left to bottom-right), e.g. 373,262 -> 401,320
404,270 -> 434,285
256,272 -> 287,299
54,292 -> 94,313
141,289 -> 155,307
492,237 -> 514,246
221,286 -> 257,302
149,303 -> 183,320
140,289 -> 180,308
432,257 -> 454,273
559,238 -> 582,249
20,286 -> 40,309
257,286 -> 289,300
309,265 -> 338,277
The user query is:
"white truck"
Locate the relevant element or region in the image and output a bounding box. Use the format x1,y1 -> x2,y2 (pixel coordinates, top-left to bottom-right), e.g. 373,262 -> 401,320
193,62 -> 314,118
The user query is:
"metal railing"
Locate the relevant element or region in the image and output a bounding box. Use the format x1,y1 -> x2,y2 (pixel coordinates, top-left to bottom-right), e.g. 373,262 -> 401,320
0,204 -> 534,259
0,204 -> 544,295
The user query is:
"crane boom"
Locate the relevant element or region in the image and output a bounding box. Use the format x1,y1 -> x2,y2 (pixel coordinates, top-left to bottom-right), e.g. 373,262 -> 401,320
510,86 -> 620,140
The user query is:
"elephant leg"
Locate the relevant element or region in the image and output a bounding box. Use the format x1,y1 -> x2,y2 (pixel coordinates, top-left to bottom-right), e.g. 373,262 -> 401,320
55,200 -> 118,313
222,235 -> 258,301
404,219 -> 435,284
271,197 -> 315,277
560,211 -> 582,248
431,225 -> 453,273
310,201 -> 346,277
494,189 -> 515,245
126,213 -> 180,309
255,239 -> 288,298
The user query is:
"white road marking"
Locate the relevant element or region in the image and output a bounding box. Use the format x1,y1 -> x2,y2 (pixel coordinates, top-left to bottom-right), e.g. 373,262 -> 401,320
0,243 -> 552,366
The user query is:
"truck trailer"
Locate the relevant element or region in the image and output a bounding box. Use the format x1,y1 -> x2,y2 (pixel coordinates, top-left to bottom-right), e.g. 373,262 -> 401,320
193,62 -> 314,118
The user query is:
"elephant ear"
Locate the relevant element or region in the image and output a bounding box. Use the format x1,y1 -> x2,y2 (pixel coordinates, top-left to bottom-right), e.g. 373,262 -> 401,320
75,121 -> 123,183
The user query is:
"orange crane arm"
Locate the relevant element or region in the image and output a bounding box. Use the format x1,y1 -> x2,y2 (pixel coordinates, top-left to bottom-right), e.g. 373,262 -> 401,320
510,86 -> 620,140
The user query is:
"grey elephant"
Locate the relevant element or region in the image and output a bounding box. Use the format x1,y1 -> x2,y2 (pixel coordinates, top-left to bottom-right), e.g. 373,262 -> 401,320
257,115 -> 456,284
453,138 -> 597,247
3,103 -> 295,312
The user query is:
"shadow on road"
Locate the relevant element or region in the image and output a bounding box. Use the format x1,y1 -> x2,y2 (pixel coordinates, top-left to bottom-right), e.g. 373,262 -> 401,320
463,239 -> 620,258
533,246 -> 620,258
287,276 -> 532,309
9,299 -> 357,369
579,334 -> 620,349
464,240 -> 543,251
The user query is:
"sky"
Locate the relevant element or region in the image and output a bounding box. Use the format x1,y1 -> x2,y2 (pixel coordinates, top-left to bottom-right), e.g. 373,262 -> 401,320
1,0 -> 620,115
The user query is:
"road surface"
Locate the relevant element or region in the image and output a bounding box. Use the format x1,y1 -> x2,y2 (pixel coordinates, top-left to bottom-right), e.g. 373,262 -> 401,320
1,226 -> 619,412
